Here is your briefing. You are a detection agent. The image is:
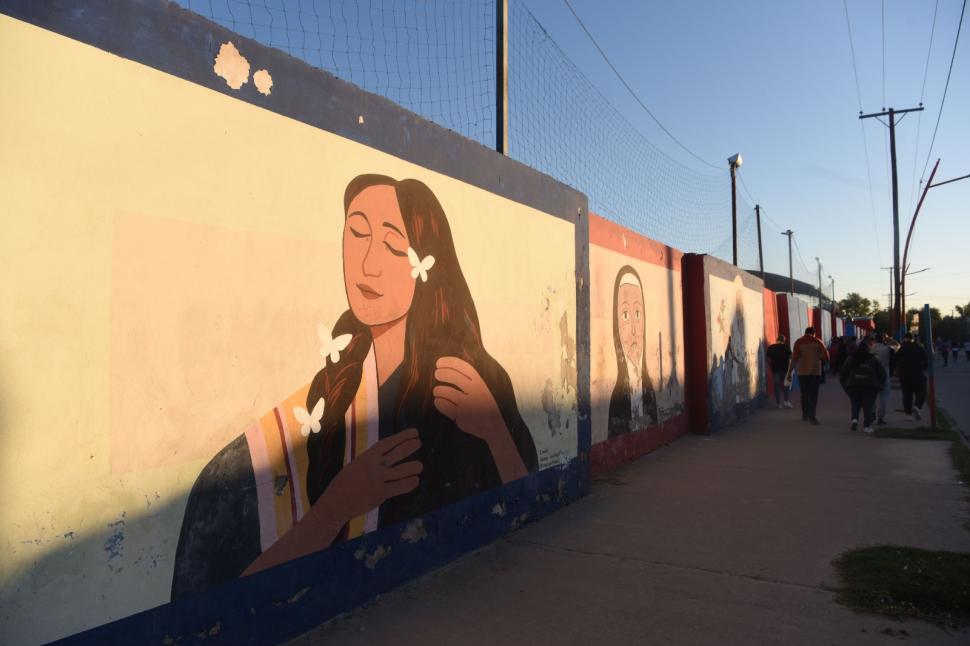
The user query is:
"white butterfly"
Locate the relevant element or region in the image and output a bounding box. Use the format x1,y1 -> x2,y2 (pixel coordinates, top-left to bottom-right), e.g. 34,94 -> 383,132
318,323 -> 352,366
294,397 -> 326,437
407,247 -> 436,282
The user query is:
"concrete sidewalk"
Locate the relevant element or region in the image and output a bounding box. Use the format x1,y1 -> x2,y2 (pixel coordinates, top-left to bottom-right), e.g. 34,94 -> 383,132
292,380 -> 970,645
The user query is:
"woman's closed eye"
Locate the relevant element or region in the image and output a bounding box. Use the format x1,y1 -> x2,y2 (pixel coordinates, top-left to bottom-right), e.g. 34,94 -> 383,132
349,227 -> 370,239
383,240 -> 407,257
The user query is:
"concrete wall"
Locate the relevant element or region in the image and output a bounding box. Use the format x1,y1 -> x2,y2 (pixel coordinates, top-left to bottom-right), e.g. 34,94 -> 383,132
588,215 -> 687,475
683,255 -> 766,434
0,4 -> 590,644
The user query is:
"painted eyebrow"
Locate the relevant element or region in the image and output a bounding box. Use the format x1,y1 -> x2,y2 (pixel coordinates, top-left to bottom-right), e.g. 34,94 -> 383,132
381,221 -> 405,236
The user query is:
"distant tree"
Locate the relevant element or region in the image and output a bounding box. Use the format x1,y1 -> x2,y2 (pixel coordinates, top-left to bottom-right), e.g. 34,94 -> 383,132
955,302 -> 970,317
838,292 -> 879,318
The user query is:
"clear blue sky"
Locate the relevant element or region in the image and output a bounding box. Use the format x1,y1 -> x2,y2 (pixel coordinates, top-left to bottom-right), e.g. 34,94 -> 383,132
523,0 -> 968,314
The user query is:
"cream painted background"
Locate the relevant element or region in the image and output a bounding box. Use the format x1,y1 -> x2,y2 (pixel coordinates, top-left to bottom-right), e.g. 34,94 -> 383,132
0,16 -> 576,644
589,246 -> 685,445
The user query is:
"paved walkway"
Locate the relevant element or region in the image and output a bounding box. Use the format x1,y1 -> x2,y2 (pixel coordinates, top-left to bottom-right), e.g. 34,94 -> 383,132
292,373 -> 970,645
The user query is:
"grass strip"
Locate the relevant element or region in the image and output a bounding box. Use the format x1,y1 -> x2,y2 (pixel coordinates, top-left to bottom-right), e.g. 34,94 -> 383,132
833,545 -> 970,627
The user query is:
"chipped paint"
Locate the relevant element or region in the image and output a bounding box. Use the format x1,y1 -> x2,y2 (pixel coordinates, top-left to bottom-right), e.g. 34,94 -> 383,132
253,69 -> 273,95
491,502 -> 506,518
287,587 -> 310,604
103,515 -> 126,562
213,41 -> 250,90
401,519 -> 428,543
363,545 -> 391,570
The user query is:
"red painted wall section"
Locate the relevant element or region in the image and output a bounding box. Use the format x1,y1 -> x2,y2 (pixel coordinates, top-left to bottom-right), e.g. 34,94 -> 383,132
682,254 -> 710,434
763,289 -> 779,398
776,293 -> 792,343
587,214 -> 689,476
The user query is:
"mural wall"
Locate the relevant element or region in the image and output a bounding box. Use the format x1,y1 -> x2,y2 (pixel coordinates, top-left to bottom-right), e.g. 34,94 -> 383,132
0,10 -> 585,645
588,215 -> 687,474
778,293 -> 813,348
684,255 -> 766,433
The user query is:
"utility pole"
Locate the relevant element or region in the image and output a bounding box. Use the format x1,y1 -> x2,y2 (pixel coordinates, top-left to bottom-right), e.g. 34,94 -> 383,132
755,204 -> 764,276
495,0 -> 509,155
728,154 -> 742,266
816,258 -> 823,310
781,230 -> 794,294
881,265 -> 894,327
859,105 -> 924,338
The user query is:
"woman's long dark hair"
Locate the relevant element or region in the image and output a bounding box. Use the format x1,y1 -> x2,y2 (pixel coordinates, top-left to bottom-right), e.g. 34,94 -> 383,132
305,175 -> 494,505
610,266 -> 658,427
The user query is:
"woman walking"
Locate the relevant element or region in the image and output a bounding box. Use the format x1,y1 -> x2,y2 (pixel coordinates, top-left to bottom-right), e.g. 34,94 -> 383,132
839,343 -> 887,434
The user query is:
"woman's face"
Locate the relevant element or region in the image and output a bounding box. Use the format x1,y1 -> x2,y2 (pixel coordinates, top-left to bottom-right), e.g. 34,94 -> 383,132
617,281 -> 644,366
343,185 -> 416,327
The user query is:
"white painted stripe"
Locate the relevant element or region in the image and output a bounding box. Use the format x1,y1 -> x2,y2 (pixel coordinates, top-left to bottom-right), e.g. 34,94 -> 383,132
277,408 -> 305,520
244,423 -> 278,552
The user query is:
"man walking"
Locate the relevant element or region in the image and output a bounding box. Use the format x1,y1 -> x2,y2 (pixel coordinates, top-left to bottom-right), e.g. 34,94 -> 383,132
869,333 -> 899,425
895,333 -> 928,420
766,335 -> 793,409
787,327 -> 829,425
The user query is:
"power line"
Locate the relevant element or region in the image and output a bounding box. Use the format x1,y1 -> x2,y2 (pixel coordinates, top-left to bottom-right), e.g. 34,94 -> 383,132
561,0 -> 723,172
842,0 -> 882,257
919,0 -> 966,183
909,0 -> 940,211
881,0 -> 886,107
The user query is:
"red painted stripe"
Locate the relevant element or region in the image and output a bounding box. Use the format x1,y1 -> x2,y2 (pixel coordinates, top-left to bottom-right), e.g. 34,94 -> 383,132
274,407 -> 298,523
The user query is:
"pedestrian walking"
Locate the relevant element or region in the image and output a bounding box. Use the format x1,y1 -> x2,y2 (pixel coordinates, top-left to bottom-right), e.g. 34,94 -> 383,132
787,327 -> 829,425
839,342 -> 888,434
766,335 -> 793,409
868,333 -> 899,425
895,333 -> 928,420
964,342 -> 970,362
941,339 -> 950,367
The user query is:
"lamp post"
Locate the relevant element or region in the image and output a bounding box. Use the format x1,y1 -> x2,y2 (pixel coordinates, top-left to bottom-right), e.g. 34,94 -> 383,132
828,275 -> 835,307
728,153 -> 742,266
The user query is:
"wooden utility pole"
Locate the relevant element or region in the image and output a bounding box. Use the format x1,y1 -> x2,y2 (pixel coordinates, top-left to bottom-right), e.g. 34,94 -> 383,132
859,106 -> 924,338
496,0 -> 509,155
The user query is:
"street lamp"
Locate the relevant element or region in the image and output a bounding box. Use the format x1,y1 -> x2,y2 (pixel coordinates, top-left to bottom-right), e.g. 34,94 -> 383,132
828,275 -> 835,307
728,153 -> 742,267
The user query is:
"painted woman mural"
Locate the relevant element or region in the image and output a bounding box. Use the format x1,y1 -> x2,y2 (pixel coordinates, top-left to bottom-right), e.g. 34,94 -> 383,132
171,175 -> 538,599
607,266 -> 658,437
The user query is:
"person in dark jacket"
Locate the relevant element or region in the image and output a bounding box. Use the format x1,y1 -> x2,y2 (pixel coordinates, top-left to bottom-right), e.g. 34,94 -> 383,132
895,333 -> 928,420
765,335 -> 793,409
839,343 -> 888,434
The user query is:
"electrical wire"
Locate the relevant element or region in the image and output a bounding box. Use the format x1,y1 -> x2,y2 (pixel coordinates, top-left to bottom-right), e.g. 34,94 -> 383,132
918,0 -> 966,184
909,0 -> 940,211
881,0 -> 886,107
842,0 -> 883,257
561,0 -> 723,172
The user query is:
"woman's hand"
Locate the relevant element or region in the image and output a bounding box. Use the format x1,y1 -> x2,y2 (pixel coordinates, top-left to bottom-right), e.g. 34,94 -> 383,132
314,429 -> 423,525
433,356 -> 528,483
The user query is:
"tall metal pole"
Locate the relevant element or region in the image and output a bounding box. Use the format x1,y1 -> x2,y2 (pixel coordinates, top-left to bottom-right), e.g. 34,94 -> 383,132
881,266 -> 894,327
496,0 -> 509,155
755,204 -> 764,276
730,163 -> 738,266
922,304 -> 937,430
782,230 -> 794,294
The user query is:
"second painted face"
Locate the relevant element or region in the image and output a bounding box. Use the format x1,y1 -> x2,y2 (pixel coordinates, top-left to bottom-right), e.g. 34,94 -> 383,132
617,281 -> 644,367
343,185 -> 416,327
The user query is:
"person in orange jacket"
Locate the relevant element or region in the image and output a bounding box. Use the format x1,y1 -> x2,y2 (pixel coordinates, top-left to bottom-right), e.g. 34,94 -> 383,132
786,327 -> 830,425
